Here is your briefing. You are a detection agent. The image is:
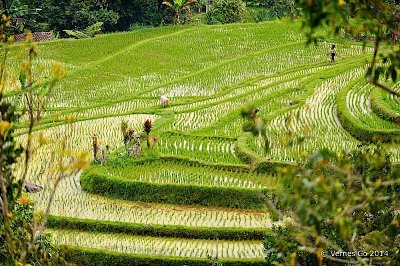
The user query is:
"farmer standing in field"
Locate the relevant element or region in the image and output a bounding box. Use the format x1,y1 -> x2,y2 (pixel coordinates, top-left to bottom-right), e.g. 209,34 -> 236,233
161,95 -> 170,108
330,44 -> 337,63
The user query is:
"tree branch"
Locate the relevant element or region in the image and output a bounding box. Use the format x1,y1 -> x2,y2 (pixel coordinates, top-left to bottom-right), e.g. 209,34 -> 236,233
367,36 -> 400,97
259,192 -> 345,253
369,79 -> 400,97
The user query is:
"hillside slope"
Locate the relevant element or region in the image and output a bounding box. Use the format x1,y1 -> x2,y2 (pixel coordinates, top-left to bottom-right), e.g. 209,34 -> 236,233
9,21 -> 399,265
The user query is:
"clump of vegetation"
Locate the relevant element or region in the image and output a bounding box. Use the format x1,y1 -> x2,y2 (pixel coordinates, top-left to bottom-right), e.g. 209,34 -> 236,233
206,0 -> 248,24
0,199 -> 66,265
121,120 -> 141,156
143,119 -> 153,149
92,134 -> 110,164
19,0 -> 160,33
3,0 -> 41,34
120,119 -> 154,156
247,7 -> 274,23
246,0 -> 302,19
240,102 -> 269,153
162,0 -> 196,25
264,145 -> 400,265
92,134 -> 99,161
64,22 -> 104,39
120,120 -> 136,154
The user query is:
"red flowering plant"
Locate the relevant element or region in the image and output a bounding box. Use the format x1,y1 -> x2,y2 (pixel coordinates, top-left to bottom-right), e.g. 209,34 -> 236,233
152,135 -> 158,149
143,119 -> 153,148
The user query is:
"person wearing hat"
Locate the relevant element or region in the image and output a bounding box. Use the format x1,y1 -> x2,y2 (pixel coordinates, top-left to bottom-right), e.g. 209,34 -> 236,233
161,95 -> 170,108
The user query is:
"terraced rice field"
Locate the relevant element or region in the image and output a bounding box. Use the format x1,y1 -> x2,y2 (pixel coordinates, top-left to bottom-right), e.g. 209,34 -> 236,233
49,229 -> 264,259
8,21 -> 400,264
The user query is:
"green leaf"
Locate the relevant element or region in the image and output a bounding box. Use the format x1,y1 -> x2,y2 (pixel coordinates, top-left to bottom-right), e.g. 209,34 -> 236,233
37,82 -> 49,97
361,231 -> 385,247
84,22 -> 104,37
64,30 -> 88,39
264,138 -> 270,153
19,72 -> 27,89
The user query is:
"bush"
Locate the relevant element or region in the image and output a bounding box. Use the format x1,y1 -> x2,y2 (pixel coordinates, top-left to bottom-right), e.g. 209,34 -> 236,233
247,7 -> 274,22
242,121 -> 255,132
110,0 -> 161,29
264,226 -> 321,265
0,201 -> 60,264
246,0 -> 301,19
21,0 -> 161,33
191,13 -> 207,25
264,146 -> 400,265
206,0 -> 248,24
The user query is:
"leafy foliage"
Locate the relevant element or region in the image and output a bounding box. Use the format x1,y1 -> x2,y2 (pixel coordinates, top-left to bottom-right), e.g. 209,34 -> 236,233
108,0 -> 161,29
143,119 -> 153,148
64,22 -> 104,39
264,226 -> 300,265
206,0 -> 248,24
21,0 -> 161,33
264,146 -> 400,265
0,0 -> 41,33
0,201 -> 66,264
162,0 -> 195,25
120,119 -> 136,154
247,0 -> 302,19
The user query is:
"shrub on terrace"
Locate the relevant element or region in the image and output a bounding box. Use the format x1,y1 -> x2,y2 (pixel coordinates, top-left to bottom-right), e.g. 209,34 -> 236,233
206,0 -> 248,24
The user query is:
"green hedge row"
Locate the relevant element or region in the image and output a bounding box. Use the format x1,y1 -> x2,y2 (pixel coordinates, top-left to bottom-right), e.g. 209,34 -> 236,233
47,215 -> 271,241
103,151 -> 249,173
336,82 -> 400,143
370,89 -> 400,123
80,169 -> 267,209
160,155 -> 250,172
62,245 -> 267,266
235,133 -> 295,174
